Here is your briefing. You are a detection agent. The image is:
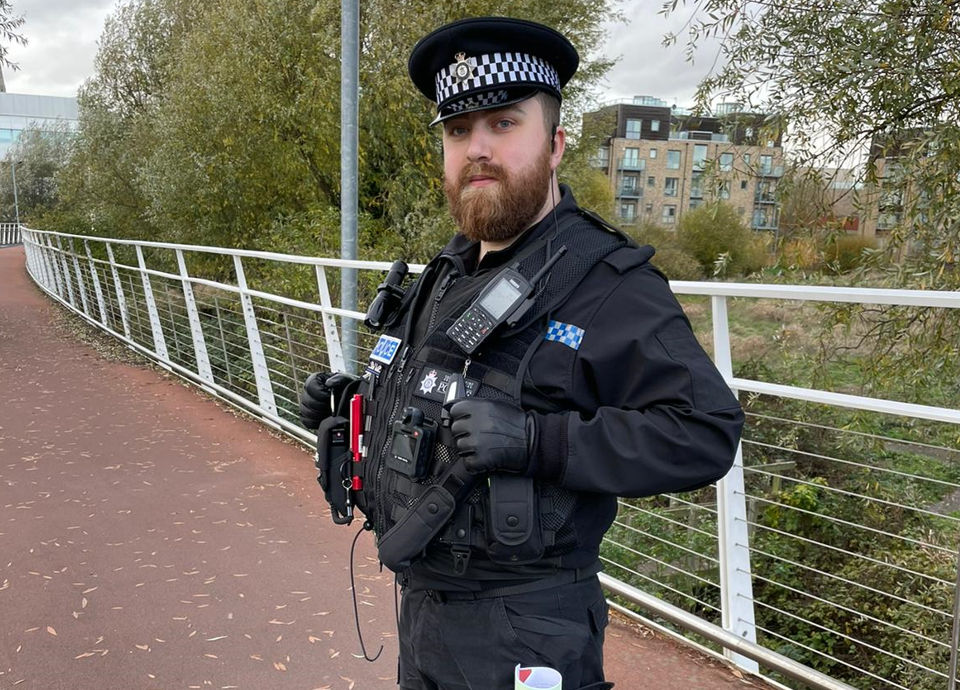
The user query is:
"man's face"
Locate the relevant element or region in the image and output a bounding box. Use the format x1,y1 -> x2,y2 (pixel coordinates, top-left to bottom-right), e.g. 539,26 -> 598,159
441,97 -> 557,243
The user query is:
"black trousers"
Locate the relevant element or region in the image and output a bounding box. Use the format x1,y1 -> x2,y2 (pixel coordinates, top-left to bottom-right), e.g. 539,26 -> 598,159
398,575 -> 611,690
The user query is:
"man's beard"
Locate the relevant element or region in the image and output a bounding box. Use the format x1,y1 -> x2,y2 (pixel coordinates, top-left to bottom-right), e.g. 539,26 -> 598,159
444,145 -> 553,243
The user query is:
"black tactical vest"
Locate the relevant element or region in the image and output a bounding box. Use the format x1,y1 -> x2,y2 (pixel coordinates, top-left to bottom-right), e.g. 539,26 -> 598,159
356,212 -> 633,576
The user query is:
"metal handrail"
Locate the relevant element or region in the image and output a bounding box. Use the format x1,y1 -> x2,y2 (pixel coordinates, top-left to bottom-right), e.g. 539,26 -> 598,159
18,226 -> 960,690
0,222 -> 22,246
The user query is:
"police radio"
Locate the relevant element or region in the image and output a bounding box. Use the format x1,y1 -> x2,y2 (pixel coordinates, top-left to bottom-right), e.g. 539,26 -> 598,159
447,246 -> 568,355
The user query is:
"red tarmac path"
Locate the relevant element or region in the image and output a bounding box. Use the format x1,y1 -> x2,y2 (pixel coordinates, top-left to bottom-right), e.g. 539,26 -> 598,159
0,246 -> 764,690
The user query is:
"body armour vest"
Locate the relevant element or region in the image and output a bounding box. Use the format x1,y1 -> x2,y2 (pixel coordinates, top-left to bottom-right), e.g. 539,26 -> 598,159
356,212 -> 634,577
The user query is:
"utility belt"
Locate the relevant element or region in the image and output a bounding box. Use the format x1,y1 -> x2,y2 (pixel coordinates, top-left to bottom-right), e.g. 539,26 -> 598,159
402,563 -> 602,601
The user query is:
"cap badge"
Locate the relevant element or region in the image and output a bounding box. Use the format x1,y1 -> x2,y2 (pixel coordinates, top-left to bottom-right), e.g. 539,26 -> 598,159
453,52 -> 475,83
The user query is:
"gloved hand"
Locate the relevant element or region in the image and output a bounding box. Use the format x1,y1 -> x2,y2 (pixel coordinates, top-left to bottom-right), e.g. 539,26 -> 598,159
299,372 -> 356,430
448,398 -> 535,475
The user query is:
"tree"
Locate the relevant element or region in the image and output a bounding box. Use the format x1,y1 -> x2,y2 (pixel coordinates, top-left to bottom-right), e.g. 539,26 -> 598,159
665,0 -> 960,398
0,0 -> 26,72
0,123 -> 75,224
51,0 -> 618,264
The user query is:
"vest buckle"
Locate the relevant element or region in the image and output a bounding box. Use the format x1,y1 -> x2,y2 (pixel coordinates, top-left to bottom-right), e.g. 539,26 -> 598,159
451,544 -> 472,575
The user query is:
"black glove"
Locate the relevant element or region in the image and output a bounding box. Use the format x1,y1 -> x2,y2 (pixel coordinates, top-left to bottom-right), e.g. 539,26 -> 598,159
299,372 -> 355,431
448,398 -> 535,475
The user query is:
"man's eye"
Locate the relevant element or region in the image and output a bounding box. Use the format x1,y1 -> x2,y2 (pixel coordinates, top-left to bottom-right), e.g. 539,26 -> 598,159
495,119 -> 514,129
449,125 -> 468,136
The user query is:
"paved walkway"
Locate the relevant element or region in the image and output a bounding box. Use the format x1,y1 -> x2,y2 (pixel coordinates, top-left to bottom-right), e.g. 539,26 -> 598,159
0,246 -> 764,690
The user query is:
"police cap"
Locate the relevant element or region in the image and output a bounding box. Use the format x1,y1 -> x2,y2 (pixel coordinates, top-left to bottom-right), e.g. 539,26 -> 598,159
408,17 -> 580,126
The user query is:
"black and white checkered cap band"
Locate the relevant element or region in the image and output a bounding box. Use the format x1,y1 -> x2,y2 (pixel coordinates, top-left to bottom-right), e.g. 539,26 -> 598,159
435,52 -> 560,107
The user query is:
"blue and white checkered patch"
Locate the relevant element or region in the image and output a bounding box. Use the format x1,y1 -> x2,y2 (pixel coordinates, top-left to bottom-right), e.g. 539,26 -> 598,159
544,320 -> 585,350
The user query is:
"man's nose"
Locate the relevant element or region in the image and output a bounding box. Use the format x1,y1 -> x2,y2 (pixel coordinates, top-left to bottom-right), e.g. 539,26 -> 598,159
466,128 -> 492,162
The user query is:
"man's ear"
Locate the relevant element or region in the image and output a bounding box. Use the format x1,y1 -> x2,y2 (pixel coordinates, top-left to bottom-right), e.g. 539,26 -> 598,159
550,125 -> 566,168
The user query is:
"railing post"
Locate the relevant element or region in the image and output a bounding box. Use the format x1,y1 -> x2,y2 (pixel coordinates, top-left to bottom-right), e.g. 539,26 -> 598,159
105,243 -> 131,339
711,295 -> 759,673
55,236 -> 78,308
176,249 -> 214,385
69,239 -> 91,318
233,255 -> 277,415
315,265 -> 346,372
45,235 -> 65,299
85,240 -> 109,327
135,245 -> 169,362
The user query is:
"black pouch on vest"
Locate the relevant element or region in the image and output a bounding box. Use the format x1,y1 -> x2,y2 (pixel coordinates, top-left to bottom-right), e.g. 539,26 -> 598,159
316,415 -> 352,525
485,475 -> 544,564
377,483 -> 457,571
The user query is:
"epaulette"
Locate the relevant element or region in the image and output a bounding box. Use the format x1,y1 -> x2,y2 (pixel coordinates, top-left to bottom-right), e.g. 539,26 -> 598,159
578,207 -> 635,244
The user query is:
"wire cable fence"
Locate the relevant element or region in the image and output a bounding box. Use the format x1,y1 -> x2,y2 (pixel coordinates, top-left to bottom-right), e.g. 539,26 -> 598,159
21,228 -> 960,690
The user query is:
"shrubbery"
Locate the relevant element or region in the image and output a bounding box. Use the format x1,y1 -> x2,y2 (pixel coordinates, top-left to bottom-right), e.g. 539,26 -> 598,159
676,202 -> 769,277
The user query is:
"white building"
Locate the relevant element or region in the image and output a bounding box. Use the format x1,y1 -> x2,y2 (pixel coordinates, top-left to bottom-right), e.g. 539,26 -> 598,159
0,92 -> 79,158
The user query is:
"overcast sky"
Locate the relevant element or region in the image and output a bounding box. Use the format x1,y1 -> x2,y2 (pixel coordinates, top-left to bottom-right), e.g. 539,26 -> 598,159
3,0 -> 720,107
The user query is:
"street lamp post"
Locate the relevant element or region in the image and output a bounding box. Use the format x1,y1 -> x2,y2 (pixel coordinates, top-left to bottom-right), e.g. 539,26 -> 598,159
10,158 -> 20,227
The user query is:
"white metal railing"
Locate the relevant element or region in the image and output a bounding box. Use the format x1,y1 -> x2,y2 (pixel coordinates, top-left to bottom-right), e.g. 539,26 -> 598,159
0,222 -> 22,246
20,227 -> 960,690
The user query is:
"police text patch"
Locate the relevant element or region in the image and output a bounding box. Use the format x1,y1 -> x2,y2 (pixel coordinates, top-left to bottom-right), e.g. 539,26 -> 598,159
411,367 -> 478,403
544,320 -> 585,350
370,335 -> 402,365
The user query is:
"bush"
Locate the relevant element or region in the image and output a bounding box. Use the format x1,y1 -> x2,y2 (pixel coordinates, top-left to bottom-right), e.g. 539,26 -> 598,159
824,234 -> 878,274
676,202 -> 769,277
778,234 -> 825,271
629,221 -> 705,281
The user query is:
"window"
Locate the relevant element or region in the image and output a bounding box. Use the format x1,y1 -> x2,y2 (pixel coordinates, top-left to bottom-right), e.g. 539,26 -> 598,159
620,203 -> 636,221
740,180 -> 748,190
647,176 -> 656,188
690,172 -> 703,199
664,177 -> 679,197
662,205 -> 677,225
689,199 -> 703,210
760,154 -> 773,174
651,119 -> 661,132
623,147 -> 640,168
745,126 -> 754,138
666,150 -> 681,170
693,144 -> 708,169
626,119 -> 642,139
719,152 -> 734,172
596,147 -> 610,169
718,181 -> 731,200
649,148 -> 658,159
744,153 -> 751,166
645,203 -> 653,213
622,174 -> 638,191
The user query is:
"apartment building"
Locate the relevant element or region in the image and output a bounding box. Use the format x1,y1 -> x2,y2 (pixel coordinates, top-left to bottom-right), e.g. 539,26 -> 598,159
585,96 -> 785,232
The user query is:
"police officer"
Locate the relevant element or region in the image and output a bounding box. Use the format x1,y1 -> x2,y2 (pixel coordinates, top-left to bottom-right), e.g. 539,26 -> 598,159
300,17 -> 744,690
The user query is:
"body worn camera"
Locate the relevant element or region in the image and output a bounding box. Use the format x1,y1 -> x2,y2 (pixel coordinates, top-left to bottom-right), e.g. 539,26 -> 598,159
387,406 -> 436,480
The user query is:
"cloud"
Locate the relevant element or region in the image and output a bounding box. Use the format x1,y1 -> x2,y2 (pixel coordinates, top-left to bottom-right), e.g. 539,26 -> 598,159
595,2 -> 725,108
3,0 -> 115,97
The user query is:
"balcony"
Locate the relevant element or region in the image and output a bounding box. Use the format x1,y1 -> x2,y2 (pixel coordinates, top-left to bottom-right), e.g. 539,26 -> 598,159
618,158 -> 645,172
754,193 -> 777,205
618,187 -> 642,199
758,165 -> 784,177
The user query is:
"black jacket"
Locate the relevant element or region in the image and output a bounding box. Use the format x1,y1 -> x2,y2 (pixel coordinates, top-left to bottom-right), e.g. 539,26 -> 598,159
385,186 -> 743,587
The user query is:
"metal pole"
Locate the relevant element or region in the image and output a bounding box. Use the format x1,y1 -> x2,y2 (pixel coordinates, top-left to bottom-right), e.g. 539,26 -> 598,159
11,159 -> 20,227
340,0 -> 359,374
947,534 -> 960,690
